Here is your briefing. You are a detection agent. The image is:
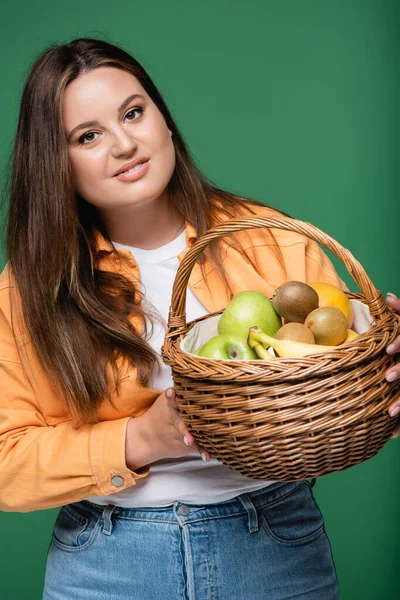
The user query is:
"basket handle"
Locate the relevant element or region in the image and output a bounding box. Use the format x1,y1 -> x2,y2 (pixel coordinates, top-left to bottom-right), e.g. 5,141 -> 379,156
167,215 -> 387,334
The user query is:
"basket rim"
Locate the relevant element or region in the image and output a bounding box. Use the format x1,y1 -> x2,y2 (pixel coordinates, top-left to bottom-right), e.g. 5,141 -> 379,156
176,308 -> 397,363
162,298 -> 399,381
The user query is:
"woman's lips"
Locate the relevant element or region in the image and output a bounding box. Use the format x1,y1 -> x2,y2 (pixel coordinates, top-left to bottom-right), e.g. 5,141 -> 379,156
115,160 -> 150,182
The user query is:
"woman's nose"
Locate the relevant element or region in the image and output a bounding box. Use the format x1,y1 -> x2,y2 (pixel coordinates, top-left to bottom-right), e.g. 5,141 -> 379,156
111,128 -> 137,157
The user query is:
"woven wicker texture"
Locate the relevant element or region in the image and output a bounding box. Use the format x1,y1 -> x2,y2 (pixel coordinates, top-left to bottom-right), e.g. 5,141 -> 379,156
162,216 -> 400,480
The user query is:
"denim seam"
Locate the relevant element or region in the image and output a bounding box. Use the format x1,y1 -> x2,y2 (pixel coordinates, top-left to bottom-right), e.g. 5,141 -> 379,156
306,484 -> 325,522
63,506 -> 88,526
324,523 -> 340,590
207,525 -> 217,600
178,528 -> 189,600
259,512 -> 325,547
258,482 -> 326,547
256,481 -> 305,511
116,515 -> 178,524
51,515 -> 102,553
181,522 -> 195,600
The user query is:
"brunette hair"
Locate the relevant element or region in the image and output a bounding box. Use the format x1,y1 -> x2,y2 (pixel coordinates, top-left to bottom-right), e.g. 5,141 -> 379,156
5,38 -> 287,424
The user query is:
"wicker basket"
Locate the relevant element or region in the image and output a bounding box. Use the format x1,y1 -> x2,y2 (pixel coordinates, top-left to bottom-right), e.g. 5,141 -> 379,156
162,215 -> 400,480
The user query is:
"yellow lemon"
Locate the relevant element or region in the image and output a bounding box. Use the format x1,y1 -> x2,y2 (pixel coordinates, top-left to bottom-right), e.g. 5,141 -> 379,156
309,282 -> 353,328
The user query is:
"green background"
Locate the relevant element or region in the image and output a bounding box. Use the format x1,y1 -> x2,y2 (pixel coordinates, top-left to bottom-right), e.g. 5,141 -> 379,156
0,1 -> 399,598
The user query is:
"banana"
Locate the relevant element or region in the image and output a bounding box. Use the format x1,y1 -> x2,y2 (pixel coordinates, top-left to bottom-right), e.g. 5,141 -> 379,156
343,329 -> 359,343
247,336 -> 275,360
248,326 -> 338,358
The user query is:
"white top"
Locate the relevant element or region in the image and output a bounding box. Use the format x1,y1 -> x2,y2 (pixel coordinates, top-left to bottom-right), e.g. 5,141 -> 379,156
85,229 -> 272,507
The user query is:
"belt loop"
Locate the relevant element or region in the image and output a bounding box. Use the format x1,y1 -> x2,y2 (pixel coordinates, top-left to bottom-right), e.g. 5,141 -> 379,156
238,493 -> 259,533
100,504 -> 117,536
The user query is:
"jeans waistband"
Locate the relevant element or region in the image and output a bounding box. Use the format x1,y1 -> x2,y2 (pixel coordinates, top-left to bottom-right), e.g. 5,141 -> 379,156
76,478 -> 316,536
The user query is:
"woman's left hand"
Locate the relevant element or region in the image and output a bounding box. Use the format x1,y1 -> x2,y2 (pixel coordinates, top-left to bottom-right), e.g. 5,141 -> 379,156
385,293 -> 400,438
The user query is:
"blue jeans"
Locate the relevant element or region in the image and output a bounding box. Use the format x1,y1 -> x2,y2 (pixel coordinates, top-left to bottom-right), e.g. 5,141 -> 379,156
42,479 -> 340,599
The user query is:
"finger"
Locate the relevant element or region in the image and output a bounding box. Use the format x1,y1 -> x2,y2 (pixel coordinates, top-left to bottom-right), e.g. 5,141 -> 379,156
166,391 -> 195,446
175,420 -> 194,445
165,387 -> 178,409
187,439 -> 212,462
175,421 -> 212,461
199,448 -> 213,461
166,394 -> 195,445
386,335 -> 400,355
392,423 -> 400,439
166,389 -> 213,461
388,398 -> 400,418
386,292 -> 400,314
385,365 -> 400,383
389,397 -> 400,439
174,421 -> 197,450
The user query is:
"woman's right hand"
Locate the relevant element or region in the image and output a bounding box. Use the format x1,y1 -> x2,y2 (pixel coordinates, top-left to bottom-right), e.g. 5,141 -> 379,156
125,387 -> 212,470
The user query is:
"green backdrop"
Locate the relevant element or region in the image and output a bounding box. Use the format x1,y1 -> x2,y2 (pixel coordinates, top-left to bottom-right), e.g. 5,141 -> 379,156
0,1 -> 399,598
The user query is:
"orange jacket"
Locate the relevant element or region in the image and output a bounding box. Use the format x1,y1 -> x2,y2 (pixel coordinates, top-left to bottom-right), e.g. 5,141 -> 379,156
0,203 -> 346,512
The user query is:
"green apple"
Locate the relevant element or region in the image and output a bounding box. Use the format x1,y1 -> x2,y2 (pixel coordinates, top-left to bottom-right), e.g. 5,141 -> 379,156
195,334 -> 258,360
218,290 -> 282,340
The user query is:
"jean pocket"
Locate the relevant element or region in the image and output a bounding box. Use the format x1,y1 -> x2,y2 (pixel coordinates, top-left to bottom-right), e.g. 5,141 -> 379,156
51,502 -> 102,552
259,482 -> 325,547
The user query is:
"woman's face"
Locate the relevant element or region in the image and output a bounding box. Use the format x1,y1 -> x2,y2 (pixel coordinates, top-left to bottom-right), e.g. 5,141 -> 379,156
62,67 -> 176,211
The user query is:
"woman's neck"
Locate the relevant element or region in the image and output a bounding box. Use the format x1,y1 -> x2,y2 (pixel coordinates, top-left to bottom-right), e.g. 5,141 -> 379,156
100,195 -> 185,250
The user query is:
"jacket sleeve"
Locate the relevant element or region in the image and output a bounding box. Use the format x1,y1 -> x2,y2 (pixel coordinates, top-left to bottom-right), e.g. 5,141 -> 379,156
233,201 -> 350,293
0,293 -> 148,513
303,238 -> 349,291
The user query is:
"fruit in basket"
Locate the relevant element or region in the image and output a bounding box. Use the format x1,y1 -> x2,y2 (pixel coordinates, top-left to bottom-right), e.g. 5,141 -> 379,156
304,306 -> 348,345
343,329 -> 359,343
218,290 -> 281,340
248,338 -> 276,360
309,282 -> 353,328
271,281 -> 319,323
195,334 -> 258,360
275,322 -> 316,344
248,326 -> 337,358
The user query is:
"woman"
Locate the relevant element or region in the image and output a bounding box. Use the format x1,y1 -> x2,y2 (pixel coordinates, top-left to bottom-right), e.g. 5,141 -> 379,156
0,38 -> 399,600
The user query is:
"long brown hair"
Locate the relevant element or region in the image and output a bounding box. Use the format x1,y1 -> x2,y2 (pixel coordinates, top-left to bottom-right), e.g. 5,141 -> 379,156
4,38 -> 287,424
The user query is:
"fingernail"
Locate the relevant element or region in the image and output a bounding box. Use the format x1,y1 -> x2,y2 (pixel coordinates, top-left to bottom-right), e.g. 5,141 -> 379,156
183,436 -> 190,446
386,371 -> 397,382
386,344 -> 395,354
201,452 -> 208,462
389,405 -> 400,417
386,293 -> 398,300
166,388 -> 174,398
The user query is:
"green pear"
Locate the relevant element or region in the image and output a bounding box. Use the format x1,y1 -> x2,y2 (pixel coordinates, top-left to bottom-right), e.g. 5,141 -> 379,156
218,290 -> 282,340
195,334 -> 258,360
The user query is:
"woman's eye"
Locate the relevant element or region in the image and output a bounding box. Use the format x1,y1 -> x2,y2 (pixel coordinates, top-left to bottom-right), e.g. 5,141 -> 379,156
76,108 -> 143,144
79,131 -> 99,144
125,107 -> 143,121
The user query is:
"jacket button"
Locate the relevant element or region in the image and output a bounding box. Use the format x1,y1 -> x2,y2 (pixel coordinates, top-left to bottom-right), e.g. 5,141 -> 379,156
111,475 -> 124,487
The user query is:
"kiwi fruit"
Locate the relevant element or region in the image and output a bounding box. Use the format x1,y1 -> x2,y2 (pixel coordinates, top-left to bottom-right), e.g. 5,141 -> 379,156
272,281 -> 319,323
275,323 -> 316,344
305,306 -> 348,345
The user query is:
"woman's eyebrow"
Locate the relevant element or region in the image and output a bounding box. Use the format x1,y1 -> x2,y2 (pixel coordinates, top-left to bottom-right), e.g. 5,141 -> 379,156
67,93 -> 146,141
118,93 -> 145,116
